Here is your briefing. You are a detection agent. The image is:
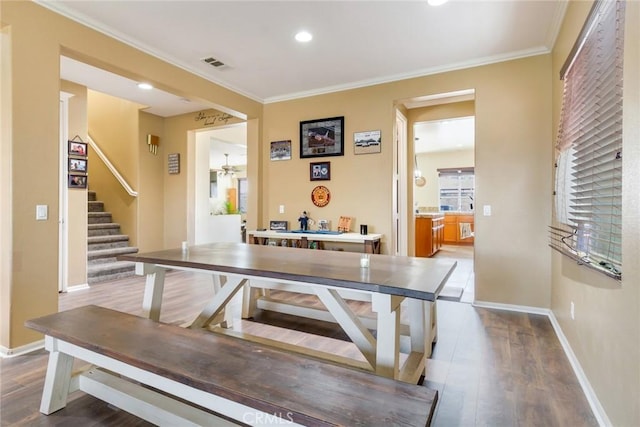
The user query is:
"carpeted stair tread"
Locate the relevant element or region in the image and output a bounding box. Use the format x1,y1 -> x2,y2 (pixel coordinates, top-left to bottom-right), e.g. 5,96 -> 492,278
88,234 -> 130,244
87,246 -> 138,260
87,260 -> 136,275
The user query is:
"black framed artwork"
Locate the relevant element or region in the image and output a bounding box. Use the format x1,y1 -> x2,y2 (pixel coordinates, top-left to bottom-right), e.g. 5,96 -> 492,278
310,161 -> 330,181
300,116 -> 344,158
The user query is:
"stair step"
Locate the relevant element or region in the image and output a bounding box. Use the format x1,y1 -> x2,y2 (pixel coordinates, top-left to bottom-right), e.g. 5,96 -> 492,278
88,246 -> 138,265
87,261 -> 136,284
88,191 -> 97,202
88,212 -> 113,224
88,201 -> 105,212
88,234 -> 130,250
88,223 -> 122,237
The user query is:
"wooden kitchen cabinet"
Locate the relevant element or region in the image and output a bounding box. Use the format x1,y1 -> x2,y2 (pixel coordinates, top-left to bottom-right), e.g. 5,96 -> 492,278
415,215 -> 444,257
443,214 -> 475,244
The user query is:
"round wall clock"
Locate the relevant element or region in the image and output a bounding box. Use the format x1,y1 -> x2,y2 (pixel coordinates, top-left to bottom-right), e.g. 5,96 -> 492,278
311,185 -> 331,207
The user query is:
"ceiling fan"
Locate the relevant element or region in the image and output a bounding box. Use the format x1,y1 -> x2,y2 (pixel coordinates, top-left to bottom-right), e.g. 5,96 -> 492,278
220,153 -> 240,175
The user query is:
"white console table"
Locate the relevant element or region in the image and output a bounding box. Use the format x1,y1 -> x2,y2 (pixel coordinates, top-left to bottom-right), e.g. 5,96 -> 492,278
247,230 -> 383,254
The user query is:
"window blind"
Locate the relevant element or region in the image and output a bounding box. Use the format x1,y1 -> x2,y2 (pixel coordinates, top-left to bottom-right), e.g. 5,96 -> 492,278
551,0 -> 624,279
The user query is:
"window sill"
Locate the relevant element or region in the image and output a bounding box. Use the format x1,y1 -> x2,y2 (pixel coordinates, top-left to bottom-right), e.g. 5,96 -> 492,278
549,244 -> 622,281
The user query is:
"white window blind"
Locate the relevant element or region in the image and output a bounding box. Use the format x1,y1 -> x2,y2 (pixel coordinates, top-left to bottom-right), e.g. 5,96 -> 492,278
550,0 -> 624,280
438,168 -> 474,212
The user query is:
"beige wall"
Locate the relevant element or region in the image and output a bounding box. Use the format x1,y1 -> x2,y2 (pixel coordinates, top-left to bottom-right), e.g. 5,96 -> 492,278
163,109 -> 248,248
0,1 -> 261,349
550,1 -> 640,425
88,90 -> 141,244
61,80 -> 88,286
415,148 -> 475,210
264,54 -> 552,307
137,112 -> 165,252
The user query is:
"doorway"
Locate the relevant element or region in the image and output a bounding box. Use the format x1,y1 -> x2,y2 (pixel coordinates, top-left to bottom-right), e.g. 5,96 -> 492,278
191,123 -> 247,245
414,116 -> 475,303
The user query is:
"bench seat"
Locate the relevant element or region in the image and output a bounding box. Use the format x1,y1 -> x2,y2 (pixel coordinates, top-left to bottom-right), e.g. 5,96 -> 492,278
26,305 -> 437,426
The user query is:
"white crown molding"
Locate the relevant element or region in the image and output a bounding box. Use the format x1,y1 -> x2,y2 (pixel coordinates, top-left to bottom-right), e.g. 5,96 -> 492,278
264,47 -> 550,104
34,0 -> 264,104
474,300 -> 610,427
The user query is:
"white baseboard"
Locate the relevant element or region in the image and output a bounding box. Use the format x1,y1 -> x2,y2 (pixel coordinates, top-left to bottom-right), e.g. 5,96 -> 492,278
0,339 -> 44,358
66,283 -> 90,292
548,311 -> 611,427
472,300 -> 609,427
472,300 -> 551,316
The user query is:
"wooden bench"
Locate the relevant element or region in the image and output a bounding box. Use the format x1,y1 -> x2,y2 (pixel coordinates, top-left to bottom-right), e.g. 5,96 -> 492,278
26,305 -> 438,426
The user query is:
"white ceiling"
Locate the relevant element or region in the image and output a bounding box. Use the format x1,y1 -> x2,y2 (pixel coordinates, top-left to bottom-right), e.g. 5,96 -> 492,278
46,0 -> 566,107
415,116 -> 475,154
49,0 -> 565,154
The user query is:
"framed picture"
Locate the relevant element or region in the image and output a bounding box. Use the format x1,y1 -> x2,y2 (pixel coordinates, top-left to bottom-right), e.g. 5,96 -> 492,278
300,116 -> 344,158
354,130 -> 381,155
269,220 -> 289,231
68,174 -> 87,189
270,140 -> 292,161
310,161 -> 330,181
68,157 -> 88,173
68,141 -> 87,156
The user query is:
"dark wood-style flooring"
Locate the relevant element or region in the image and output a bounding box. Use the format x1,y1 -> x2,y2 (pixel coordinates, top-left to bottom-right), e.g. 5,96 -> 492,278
1,270 -> 597,426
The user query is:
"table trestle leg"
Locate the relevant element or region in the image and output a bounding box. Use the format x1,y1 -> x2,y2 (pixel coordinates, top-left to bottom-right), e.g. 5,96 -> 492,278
40,336 -> 75,415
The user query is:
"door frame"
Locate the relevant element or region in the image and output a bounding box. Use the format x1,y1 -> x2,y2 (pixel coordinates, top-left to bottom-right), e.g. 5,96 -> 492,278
393,110 -> 408,256
58,92 -> 73,292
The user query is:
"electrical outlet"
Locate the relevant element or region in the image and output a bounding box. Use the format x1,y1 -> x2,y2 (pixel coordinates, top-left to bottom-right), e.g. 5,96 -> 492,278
570,301 -> 575,320
279,205 -> 285,214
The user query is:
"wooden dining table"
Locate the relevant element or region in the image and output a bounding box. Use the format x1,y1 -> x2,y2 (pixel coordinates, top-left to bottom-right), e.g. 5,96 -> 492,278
119,242 -> 456,383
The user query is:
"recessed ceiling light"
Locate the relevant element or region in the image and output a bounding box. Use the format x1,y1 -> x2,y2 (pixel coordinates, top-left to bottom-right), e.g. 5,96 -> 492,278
137,82 -> 153,90
295,31 -> 313,42
427,0 -> 449,6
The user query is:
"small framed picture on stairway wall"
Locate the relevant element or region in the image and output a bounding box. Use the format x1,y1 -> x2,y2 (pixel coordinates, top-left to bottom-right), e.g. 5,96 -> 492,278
68,174 -> 87,189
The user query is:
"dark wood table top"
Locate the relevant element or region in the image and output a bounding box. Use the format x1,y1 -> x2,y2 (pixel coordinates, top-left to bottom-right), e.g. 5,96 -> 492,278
119,243 -> 456,301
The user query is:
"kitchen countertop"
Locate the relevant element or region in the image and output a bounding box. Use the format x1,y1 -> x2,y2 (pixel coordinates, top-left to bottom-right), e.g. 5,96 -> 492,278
415,212 -> 474,218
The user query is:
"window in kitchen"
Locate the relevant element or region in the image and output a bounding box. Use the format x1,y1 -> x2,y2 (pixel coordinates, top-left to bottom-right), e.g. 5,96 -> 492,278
438,168 -> 474,212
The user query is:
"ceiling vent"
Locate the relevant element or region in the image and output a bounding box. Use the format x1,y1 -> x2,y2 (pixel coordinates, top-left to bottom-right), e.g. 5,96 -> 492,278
202,57 -> 226,68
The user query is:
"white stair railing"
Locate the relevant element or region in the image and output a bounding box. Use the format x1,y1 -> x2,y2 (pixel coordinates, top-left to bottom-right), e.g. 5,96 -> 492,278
87,134 -> 138,197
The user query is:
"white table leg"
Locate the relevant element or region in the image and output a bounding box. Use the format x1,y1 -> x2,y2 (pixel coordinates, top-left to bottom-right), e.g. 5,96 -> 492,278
212,275 -> 233,328
371,294 -> 403,379
189,277 -> 247,329
138,263 -> 166,321
40,336 -> 74,415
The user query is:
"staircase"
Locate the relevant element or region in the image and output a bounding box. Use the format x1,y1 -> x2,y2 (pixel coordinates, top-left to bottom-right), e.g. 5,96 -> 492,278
87,191 -> 138,284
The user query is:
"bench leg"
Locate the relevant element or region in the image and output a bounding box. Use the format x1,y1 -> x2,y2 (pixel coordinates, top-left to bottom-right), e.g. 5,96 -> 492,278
40,337 -> 75,415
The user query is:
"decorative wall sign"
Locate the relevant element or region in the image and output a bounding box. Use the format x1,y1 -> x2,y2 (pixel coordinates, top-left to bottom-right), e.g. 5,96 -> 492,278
194,111 -> 233,126
311,185 -> 331,207
270,140 -> 292,161
354,130 -> 381,154
168,153 -> 180,174
310,161 -> 330,181
300,116 -> 344,158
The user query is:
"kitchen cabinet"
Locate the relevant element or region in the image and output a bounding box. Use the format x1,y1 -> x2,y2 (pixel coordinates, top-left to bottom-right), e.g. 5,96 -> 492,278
443,214 -> 474,244
415,215 -> 444,257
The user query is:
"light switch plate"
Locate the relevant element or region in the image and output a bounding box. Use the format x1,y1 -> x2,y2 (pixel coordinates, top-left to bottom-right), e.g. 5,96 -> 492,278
483,205 -> 492,216
36,205 -> 48,221
279,205 -> 285,214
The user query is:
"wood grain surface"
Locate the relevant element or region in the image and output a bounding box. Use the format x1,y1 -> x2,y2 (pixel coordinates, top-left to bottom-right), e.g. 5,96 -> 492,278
26,305 -> 436,427
119,242 -> 456,301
